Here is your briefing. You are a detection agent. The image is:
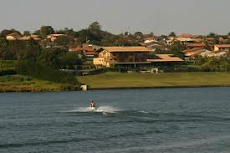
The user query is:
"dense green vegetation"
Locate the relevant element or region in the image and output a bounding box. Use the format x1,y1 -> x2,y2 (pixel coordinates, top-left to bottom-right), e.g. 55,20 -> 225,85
17,61 -> 78,84
154,41 -> 186,59
193,55 -> 230,72
0,60 -> 17,71
0,37 -> 80,86
78,72 -> 230,89
0,75 -> 73,92
0,32 -> 81,91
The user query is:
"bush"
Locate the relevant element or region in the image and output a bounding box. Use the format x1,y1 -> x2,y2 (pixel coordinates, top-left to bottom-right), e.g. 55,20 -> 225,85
17,60 -> 79,84
193,56 -> 230,72
0,75 -> 31,82
0,60 -> 17,71
160,66 -> 201,73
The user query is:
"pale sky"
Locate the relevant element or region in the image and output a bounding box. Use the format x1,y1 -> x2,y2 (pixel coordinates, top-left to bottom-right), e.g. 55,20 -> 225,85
1,0 -> 230,35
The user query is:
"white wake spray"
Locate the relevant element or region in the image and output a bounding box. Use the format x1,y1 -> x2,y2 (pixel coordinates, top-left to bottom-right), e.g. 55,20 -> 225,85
62,106 -> 120,114
95,106 -> 120,113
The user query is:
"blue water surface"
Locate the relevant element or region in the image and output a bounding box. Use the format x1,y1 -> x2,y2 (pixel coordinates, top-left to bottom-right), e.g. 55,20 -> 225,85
1,88 -> 230,153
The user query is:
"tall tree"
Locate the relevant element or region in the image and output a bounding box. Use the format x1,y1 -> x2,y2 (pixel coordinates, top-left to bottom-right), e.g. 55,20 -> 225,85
9,40 -> 27,61
169,32 -> 176,37
88,22 -> 101,31
24,39 -> 41,62
207,32 -> 216,37
134,32 -> 143,40
54,36 -> 70,46
0,29 -> 21,37
0,38 -> 9,68
40,26 -> 54,38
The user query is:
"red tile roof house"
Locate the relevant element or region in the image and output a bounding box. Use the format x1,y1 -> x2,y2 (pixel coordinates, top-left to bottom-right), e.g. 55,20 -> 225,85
69,45 -> 97,60
218,37 -> 229,43
6,33 -> 40,41
140,41 -> 165,51
187,43 -> 205,49
6,33 -> 22,40
175,34 -> 198,44
183,47 -> 227,60
47,34 -> 67,41
214,44 -> 230,52
205,37 -> 215,45
182,48 -> 211,61
31,34 -> 41,41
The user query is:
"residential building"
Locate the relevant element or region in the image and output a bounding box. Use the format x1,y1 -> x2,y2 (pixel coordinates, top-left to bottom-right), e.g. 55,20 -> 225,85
69,44 -> 97,60
93,47 -> 151,67
219,37 -> 229,44
6,33 -> 21,40
182,48 -> 211,61
6,33 -> 41,41
165,37 -> 175,45
214,44 -> 230,51
205,37 -> 215,45
93,46 -> 184,67
31,34 -> 41,41
187,43 -> 205,49
47,34 -> 67,41
175,34 -> 203,44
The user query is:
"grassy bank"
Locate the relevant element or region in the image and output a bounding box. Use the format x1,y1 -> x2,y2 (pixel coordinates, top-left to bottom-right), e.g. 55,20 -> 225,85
0,75 -> 77,92
77,72 -> 230,89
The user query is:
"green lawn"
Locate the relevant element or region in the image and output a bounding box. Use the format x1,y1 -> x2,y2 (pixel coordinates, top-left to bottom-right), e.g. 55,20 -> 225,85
77,72 -> 230,89
0,75 -> 72,92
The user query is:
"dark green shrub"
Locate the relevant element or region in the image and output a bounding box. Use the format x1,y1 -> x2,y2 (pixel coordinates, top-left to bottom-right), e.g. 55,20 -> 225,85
17,60 -> 79,84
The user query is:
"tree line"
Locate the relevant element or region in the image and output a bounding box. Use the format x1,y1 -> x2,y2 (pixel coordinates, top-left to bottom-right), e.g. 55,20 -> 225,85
0,36 -> 82,84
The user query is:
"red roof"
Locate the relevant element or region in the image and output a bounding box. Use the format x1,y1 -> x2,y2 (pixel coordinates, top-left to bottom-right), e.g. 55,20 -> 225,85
187,43 -> 205,47
147,54 -> 184,62
205,37 -> 215,41
85,51 -> 96,56
183,48 -> 205,53
178,33 -> 194,38
69,46 -> 95,52
214,50 -> 227,54
214,44 -> 230,48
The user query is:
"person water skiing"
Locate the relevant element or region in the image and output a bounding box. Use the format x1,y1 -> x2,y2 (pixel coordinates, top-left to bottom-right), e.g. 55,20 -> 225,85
90,101 -> 95,108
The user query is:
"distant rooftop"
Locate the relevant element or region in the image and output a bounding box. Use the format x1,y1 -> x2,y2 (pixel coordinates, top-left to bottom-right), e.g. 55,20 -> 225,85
214,44 -> 230,48
102,47 -> 151,52
148,54 -> 184,62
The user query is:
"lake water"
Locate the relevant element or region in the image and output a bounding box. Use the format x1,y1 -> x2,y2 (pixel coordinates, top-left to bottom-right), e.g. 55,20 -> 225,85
1,88 -> 230,153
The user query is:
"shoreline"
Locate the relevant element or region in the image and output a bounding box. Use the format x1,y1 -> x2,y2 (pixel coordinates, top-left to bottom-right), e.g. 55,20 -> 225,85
78,72 -> 230,91
2,72 -> 230,92
1,85 -> 230,93
87,85 -> 230,90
